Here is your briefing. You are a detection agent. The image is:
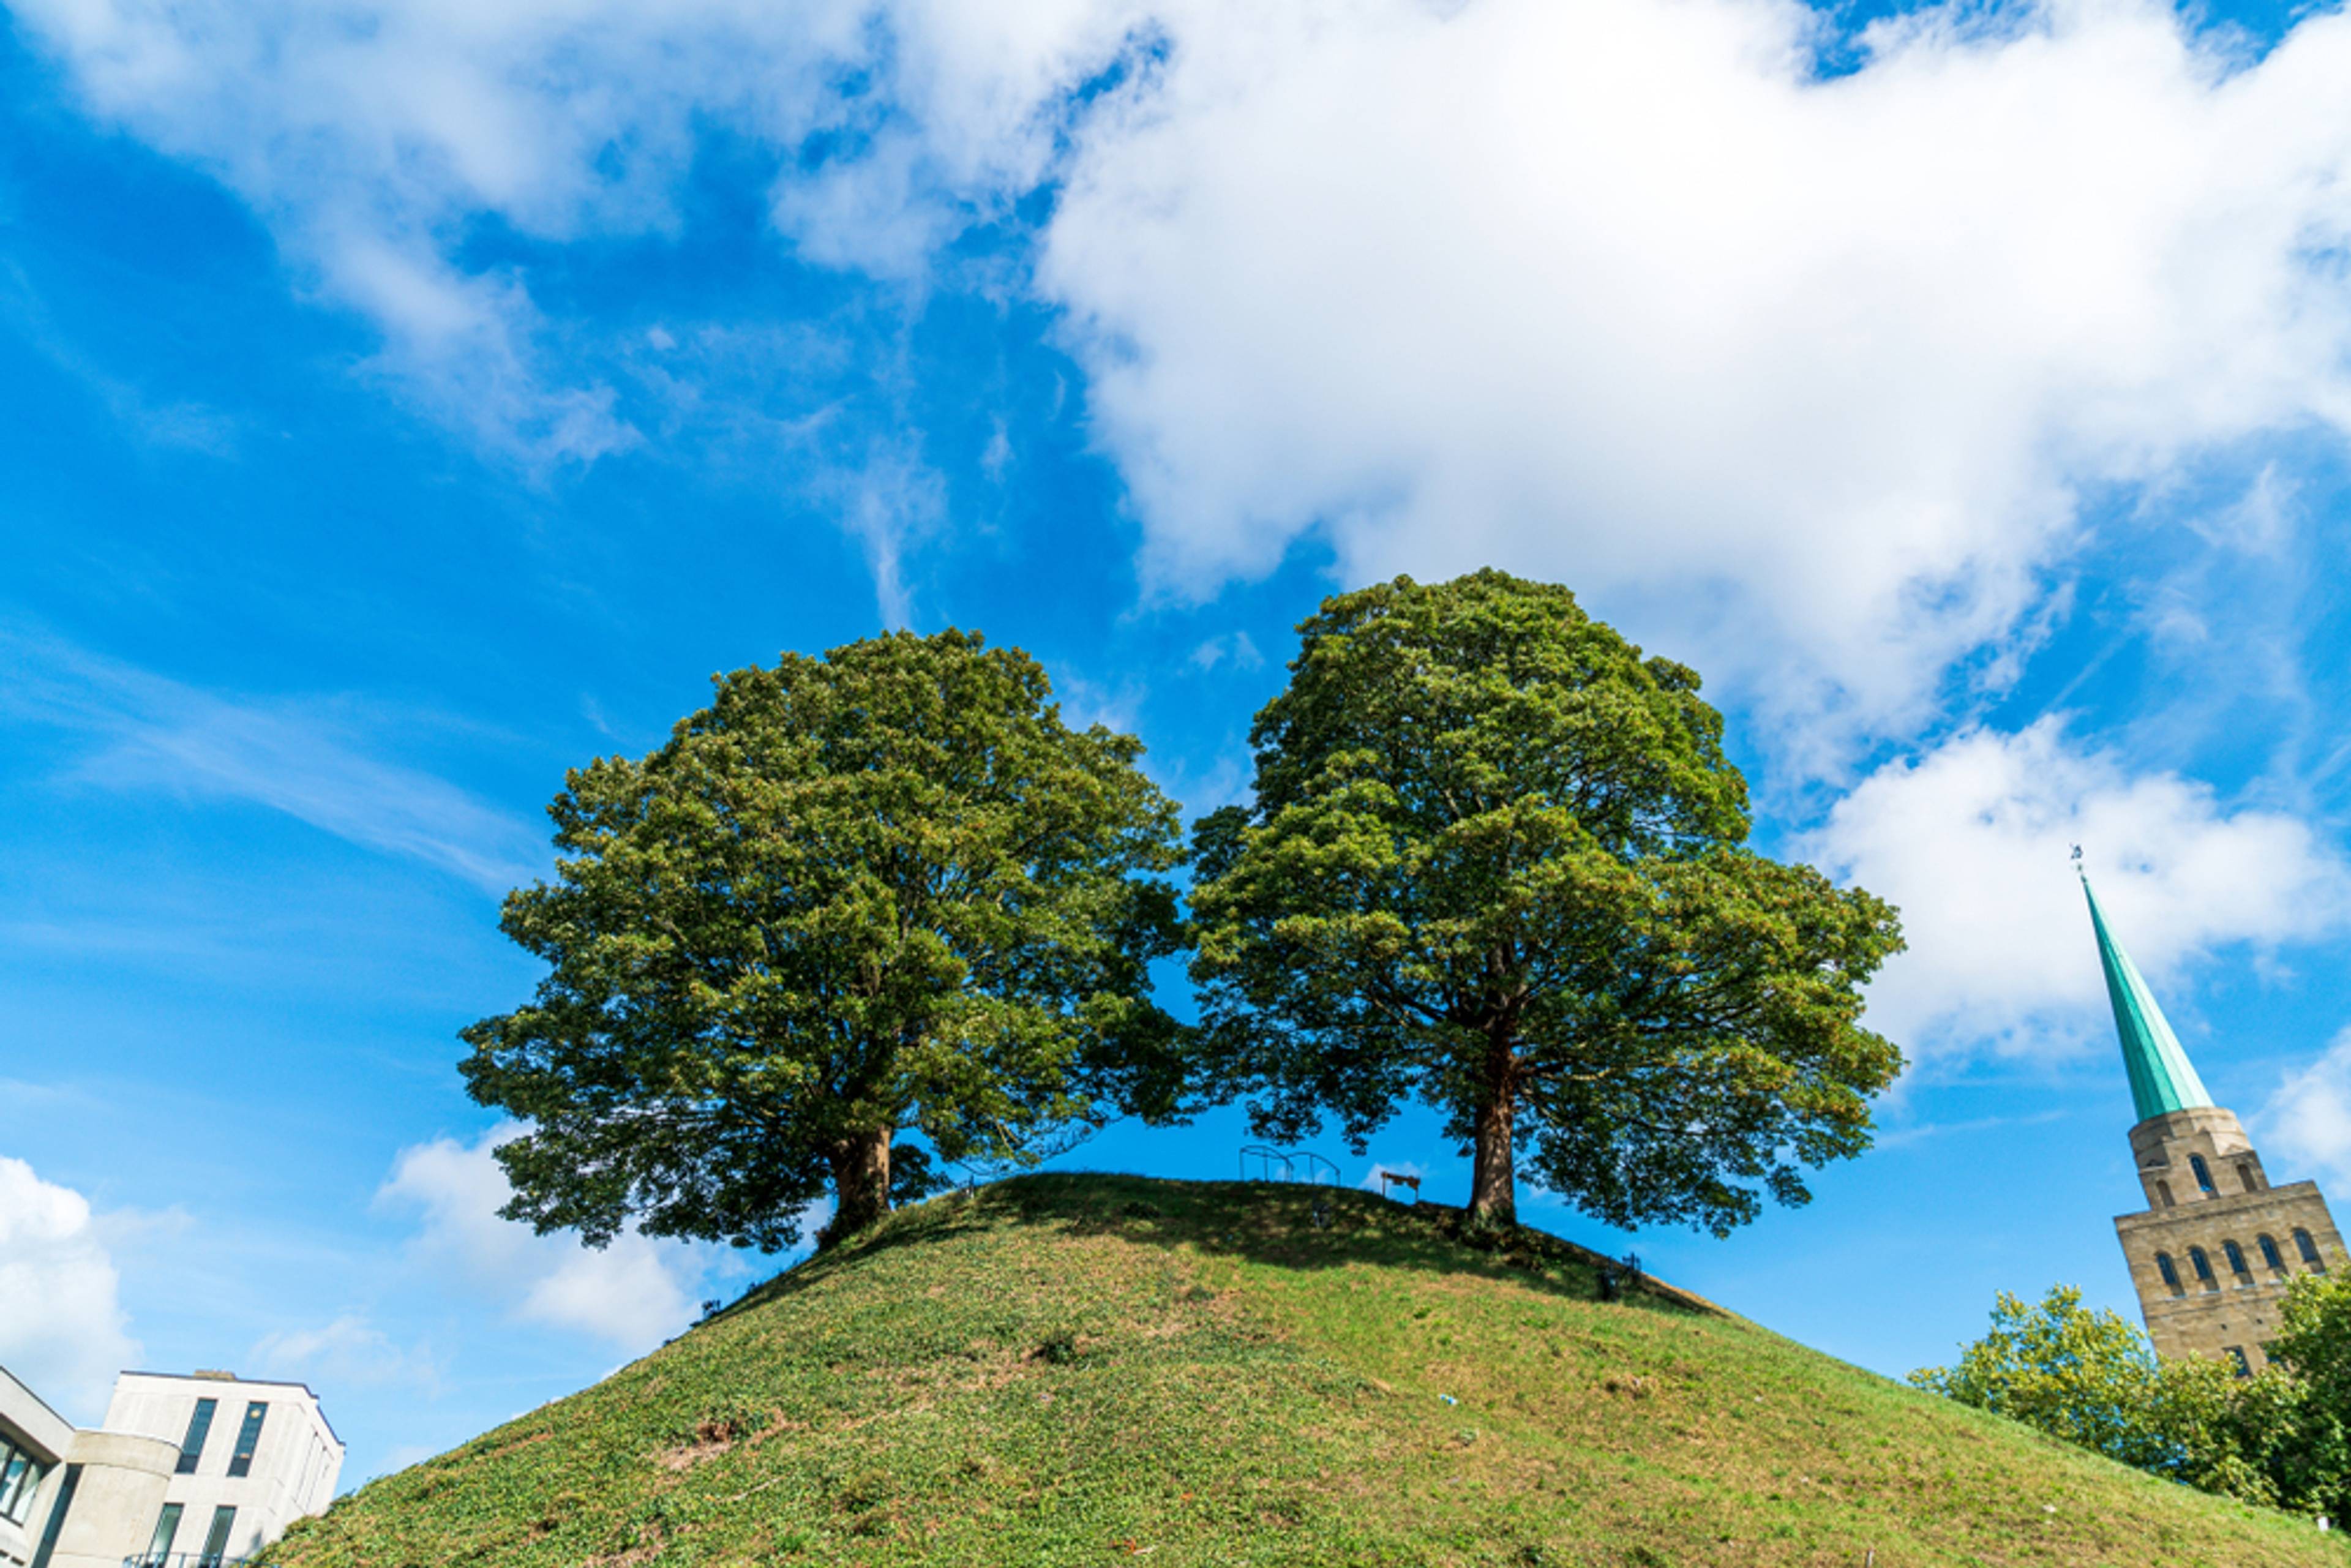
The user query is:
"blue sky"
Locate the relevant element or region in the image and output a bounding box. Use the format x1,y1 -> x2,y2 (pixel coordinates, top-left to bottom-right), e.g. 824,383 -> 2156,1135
7,0 -> 2351,1488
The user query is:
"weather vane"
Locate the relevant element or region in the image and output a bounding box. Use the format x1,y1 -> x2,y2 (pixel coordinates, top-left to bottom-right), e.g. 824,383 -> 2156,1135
2071,843 -> 2083,872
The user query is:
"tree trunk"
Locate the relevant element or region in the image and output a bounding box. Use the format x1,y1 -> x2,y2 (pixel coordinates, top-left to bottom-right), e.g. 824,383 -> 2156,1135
824,1126 -> 893,1248
1466,1044 -> 1517,1229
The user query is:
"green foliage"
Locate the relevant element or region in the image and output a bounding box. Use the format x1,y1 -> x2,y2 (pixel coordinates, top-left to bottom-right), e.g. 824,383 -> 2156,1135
1908,1288 -> 2211,1479
461,630 -> 1188,1250
1188,569 -> 1905,1232
1915,1280 -> 2351,1521
1907,1289 -> 2162,1460
272,1177 -> 2345,1568
2265,1273 -> 2351,1521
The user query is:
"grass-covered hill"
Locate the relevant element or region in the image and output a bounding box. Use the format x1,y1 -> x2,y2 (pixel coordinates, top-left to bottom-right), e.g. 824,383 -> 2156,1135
277,1176 -> 2345,1568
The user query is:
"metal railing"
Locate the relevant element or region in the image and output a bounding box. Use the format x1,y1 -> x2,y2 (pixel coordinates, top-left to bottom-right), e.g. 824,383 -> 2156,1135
122,1553 -> 256,1567
1238,1145 -> 1339,1185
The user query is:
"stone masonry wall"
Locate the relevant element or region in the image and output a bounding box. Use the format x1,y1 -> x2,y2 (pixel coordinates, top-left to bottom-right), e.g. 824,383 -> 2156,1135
2115,1179 -> 2345,1371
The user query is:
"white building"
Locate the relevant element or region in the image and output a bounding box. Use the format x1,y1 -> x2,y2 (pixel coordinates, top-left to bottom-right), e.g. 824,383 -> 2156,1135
0,1368 -> 342,1568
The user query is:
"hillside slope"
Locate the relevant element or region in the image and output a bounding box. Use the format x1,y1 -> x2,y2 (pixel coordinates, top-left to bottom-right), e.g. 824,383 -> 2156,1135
277,1176 -> 2345,1567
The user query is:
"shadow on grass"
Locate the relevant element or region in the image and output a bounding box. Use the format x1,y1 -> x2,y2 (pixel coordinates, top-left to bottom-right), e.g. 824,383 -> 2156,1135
718,1171 -> 1712,1323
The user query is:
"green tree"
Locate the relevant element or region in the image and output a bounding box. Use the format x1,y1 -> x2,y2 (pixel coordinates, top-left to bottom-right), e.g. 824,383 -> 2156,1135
1187,570 -> 1903,1231
1908,1287 -> 2191,1476
462,630 -> 1188,1251
2264,1272 -> 2351,1520
1908,1283 -> 2351,1512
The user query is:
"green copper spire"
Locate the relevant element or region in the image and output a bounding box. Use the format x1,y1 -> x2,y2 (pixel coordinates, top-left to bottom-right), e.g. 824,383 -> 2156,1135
2080,869 -> 2214,1123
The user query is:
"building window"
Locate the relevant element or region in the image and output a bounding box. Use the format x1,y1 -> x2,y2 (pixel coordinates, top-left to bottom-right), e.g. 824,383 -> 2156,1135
198,1504 -> 236,1568
2260,1234 -> 2285,1272
2224,1240 -> 2251,1278
2191,1155 -> 2218,1195
2225,1345 -> 2252,1377
2156,1179 -> 2175,1209
227,1402 -> 268,1479
0,1438 -> 46,1525
2238,1162 -> 2260,1193
2156,1251 -> 2183,1291
141,1502 -> 184,1567
2297,1229 -> 2327,1270
176,1397 -> 219,1475
2190,1246 -> 2217,1286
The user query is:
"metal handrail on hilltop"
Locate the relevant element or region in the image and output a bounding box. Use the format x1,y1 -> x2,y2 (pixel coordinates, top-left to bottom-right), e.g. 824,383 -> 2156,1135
124,1555 -> 256,1568
1238,1146 -> 1339,1185
1239,1144 -> 1294,1183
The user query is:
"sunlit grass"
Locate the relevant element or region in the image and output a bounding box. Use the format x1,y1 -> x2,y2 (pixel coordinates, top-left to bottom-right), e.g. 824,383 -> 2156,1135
274,1175 -> 2347,1567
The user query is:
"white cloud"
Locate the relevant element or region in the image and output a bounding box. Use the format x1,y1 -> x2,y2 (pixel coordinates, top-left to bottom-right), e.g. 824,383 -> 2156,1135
0,1157 -> 140,1423
1033,0 -> 2351,745
250,1314 -> 441,1395
1049,668 -> 1145,736
2263,1031 -> 2351,1191
823,440 -> 947,630
0,626 -> 544,893
5,0 -> 1111,464
7,0 -> 836,464
1809,719 -> 2351,1060
27,0 -> 2351,741
1188,632 -> 1262,673
337,244 -> 636,468
378,1129 -> 711,1353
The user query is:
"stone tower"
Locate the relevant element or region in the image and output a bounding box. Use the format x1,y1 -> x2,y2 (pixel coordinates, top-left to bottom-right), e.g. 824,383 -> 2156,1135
2088,872 -> 2346,1373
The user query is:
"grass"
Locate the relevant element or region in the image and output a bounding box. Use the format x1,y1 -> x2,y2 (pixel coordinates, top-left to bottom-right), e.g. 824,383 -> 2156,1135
274,1174 -> 2349,1567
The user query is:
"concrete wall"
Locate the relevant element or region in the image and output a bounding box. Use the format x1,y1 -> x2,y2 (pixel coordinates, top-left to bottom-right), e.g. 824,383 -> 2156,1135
0,1368 -> 343,1568
41,1431 -> 179,1568
0,1367 -> 76,1568
100,1375 -> 343,1563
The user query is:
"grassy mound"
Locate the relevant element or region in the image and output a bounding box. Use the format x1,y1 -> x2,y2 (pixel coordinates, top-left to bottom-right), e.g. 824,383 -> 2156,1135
277,1175 -> 2345,1567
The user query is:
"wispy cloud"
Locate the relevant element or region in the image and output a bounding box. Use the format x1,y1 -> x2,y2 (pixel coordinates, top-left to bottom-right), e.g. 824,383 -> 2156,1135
0,626 -> 544,892
0,262 -> 240,456
1188,632 -> 1262,673
2262,1030 -> 2351,1191
251,1313 -> 443,1397
820,438 -> 946,629
1872,1109 -> 2068,1152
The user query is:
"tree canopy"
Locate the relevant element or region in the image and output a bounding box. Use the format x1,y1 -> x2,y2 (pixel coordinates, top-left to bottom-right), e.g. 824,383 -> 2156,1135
1906,1286 -> 2207,1477
462,629 -> 1188,1251
1187,569 -> 1904,1231
1914,1278 -> 2351,1517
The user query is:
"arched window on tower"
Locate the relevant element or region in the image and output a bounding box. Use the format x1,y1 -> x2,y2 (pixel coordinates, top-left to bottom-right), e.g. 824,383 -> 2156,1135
2260,1234 -> 2286,1272
2224,1240 -> 2250,1279
2191,1247 -> 2218,1287
2156,1180 -> 2175,1209
2191,1155 -> 2218,1195
2237,1162 -> 2261,1193
2297,1229 -> 2327,1271
2156,1252 -> 2183,1294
